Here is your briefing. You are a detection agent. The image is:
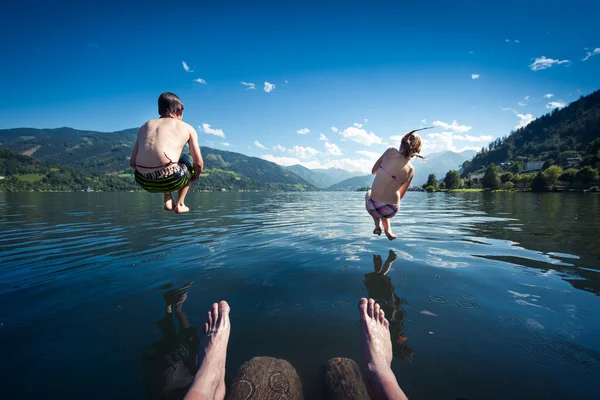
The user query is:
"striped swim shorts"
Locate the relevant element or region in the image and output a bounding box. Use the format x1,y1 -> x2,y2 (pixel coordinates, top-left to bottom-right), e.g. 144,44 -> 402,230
134,156 -> 195,193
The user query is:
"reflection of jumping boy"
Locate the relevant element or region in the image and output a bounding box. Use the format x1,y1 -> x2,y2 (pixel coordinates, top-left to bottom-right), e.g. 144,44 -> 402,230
365,129 -> 427,240
130,92 -> 204,214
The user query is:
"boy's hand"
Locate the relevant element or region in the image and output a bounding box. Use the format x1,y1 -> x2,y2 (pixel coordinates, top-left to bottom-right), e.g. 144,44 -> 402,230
191,164 -> 202,182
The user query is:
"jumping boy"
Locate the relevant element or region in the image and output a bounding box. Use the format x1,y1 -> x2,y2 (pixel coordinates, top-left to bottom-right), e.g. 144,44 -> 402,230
130,92 -> 203,213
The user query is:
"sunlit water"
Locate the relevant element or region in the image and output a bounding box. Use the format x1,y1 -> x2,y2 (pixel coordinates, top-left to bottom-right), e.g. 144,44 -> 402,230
1,191 -> 599,399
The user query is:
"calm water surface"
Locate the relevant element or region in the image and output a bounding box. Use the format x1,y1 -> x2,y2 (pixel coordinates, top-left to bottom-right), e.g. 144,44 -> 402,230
1,191 -> 599,399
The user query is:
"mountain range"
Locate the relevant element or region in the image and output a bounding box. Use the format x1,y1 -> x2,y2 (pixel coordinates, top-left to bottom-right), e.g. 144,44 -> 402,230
0,126 -> 477,191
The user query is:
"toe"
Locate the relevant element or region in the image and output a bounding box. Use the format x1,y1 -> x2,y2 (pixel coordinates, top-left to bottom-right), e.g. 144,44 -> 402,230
218,300 -> 230,316
367,298 -> 375,318
378,309 -> 386,324
383,318 -> 389,329
204,322 -> 209,334
211,303 -> 219,327
374,302 -> 381,320
207,311 -> 213,327
358,298 -> 368,317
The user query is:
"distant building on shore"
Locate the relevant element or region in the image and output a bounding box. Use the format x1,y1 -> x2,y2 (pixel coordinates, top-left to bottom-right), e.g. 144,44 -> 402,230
468,172 -> 485,187
521,160 -> 545,173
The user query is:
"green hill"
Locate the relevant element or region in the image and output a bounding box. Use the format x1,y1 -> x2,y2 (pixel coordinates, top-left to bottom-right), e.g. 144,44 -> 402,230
0,148 -> 138,192
0,127 -> 316,191
461,89 -> 600,176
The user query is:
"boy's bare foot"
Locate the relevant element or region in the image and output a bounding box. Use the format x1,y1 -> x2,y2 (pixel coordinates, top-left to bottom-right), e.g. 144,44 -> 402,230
385,231 -> 397,241
373,227 -> 382,236
358,298 -> 408,400
175,204 -> 190,214
164,193 -> 174,211
184,301 -> 231,400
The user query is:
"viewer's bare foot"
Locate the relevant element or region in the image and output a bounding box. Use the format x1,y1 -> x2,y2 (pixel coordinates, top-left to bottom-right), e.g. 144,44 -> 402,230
385,231 -> 397,241
373,227 -> 382,236
164,193 -> 174,211
175,203 -> 190,214
184,301 -> 231,400
358,298 -> 408,400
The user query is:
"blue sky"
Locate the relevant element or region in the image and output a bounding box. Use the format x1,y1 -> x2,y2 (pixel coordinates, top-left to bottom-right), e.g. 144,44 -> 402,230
1,0 -> 599,172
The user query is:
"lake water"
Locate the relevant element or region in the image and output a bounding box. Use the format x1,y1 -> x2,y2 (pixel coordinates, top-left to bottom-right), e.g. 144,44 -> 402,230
1,191 -> 599,399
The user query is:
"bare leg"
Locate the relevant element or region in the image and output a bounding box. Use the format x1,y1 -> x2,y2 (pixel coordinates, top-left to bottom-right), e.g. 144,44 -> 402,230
184,301 -> 230,400
366,190 -> 382,235
381,218 -> 397,240
358,298 -> 408,400
381,250 -> 398,275
175,185 -> 191,214
164,193 -> 174,211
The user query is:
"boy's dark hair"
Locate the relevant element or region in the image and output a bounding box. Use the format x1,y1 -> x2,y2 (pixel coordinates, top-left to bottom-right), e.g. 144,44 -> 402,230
158,92 -> 184,117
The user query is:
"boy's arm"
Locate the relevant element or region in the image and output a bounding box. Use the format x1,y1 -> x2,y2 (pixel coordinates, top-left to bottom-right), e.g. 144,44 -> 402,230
399,169 -> 414,199
130,137 -> 139,169
188,126 -> 204,181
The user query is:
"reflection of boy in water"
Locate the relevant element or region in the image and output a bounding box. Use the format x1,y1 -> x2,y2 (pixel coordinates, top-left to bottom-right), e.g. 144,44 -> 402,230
364,250 -> 414,361
143,283 -> 199,400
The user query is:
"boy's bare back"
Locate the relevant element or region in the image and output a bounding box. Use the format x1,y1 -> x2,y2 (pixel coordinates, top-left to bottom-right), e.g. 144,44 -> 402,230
134,118 -> 200,174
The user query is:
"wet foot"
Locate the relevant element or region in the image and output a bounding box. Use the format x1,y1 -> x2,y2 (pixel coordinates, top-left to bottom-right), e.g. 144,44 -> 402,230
373,227 -> 382,236
175,204 -> 190,214
184,301 -> 231,400
385,231 -> 397,241
164,194 -> 174,211
358,298 -> 408,400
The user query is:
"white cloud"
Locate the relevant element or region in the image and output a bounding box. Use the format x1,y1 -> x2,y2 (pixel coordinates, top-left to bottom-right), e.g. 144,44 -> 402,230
518,101 -> 527,106
453,135 -> 466,140
420,131 -> 481,155
469,50 -> 475,55
201,123 -> 225,138
254,141 -> 267,150
319,133 -> 328,141
221,142 -> 231,147
297,128 -> 310,135
193,78 -> 207,84
432,120 -> 472,133
524,96 -> 531,100
471,73 -> 480,79
582,48 -> 600,61
544,93 -> 554,98
182,61 -> 193,72
529,56 -> 570,71
264,82 -> 275,92
421,119 -> 427,124
516,113 -> 535,129
273,144 -> 286,152
241,82 -> 255,90
546,101 -> 566,109
330,126 -> 339,133
356,150 -> 381,160
324,142 -> 342,156
262,155 -> 306,167
364,118 -> 369,122
338,126 -> 383,146
505,39 -> 520,43
288,145 -> 319,159
354,122 -> 363,128
464,134 -> 493,142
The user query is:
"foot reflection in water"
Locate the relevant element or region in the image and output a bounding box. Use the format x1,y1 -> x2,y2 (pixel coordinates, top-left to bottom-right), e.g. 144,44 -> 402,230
364,250 -> 415,361
143,282 -> 199,400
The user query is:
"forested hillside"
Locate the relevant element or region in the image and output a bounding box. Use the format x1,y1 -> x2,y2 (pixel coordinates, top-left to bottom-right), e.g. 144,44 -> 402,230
461,90 -> 600,176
